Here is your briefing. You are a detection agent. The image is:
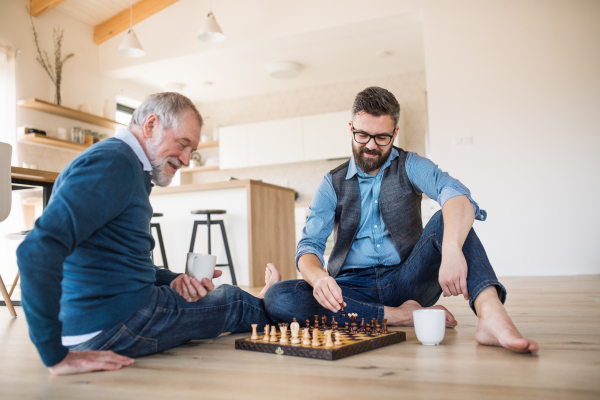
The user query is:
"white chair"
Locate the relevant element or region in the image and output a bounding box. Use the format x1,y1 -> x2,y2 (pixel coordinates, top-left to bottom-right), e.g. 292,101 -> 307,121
0,142 -> 16,317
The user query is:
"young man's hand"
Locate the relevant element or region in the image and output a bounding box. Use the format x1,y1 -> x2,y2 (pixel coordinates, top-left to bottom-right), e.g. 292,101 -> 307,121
48,351 -> 134,375
313,276 -> 346,312
170,271 -> 222,302
438,245 -> 469,300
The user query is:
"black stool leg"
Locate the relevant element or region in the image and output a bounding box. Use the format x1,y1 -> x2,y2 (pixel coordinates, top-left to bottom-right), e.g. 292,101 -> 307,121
150,223 -> 169,270
206,213 -> 212,254
189,221 -> 204,253
216,220 -> 237,286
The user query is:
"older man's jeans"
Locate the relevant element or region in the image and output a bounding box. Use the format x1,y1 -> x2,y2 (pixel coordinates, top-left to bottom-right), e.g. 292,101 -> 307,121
67,285 -> 271,357
264,210 -> 507,324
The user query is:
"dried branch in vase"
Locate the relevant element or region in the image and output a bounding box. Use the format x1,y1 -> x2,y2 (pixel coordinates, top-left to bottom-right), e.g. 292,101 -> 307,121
27,6 -> 74,106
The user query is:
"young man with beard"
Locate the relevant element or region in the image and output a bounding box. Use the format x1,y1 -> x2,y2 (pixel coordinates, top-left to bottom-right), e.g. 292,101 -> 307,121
264,87 -> 538,354
17,93 -> 280,375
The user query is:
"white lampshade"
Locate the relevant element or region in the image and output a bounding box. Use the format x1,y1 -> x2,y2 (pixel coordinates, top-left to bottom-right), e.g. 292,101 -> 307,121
197,12 -> 225,43
118,29 -> 145,58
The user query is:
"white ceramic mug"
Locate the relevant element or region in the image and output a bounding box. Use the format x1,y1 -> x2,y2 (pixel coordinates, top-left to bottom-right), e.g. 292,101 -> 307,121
413,309 -> 446,345
185,252 -> 217,282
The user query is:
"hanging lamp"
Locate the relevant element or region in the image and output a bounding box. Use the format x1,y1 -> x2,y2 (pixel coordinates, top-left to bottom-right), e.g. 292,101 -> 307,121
197,1 -> 225,43
118,4 -> 145,58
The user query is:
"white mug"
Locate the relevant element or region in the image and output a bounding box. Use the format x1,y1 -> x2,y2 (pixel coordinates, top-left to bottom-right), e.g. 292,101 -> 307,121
186,252 -> 217,282
413,309 -> 446,345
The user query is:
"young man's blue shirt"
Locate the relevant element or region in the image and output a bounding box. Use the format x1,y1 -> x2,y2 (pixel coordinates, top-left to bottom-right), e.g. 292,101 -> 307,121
296,148 -> 487,271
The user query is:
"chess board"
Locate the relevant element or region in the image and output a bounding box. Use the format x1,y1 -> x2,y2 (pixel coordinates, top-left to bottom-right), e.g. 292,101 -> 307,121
235,329 -> 406,361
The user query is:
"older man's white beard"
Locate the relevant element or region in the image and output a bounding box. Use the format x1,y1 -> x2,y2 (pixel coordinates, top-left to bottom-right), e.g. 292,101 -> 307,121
147,142 -> 182,187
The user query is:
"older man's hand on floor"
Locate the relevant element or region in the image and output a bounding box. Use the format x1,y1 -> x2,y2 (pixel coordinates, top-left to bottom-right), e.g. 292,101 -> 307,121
48,351 -> 134,375
170,271 -> 223,302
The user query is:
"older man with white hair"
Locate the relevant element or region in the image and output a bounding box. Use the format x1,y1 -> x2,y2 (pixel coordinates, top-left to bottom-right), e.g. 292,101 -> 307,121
17,93 -> 279,375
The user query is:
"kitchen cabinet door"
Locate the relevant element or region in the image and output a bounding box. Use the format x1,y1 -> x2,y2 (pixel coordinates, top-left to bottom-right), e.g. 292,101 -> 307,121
219,124 -> 248,170
302,110 -> 352,161
247,117 -> 303,167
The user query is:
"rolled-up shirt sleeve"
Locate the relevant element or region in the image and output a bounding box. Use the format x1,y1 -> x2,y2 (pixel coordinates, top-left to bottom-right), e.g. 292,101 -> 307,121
295,173 -> 337,270
405,152 -> 487,221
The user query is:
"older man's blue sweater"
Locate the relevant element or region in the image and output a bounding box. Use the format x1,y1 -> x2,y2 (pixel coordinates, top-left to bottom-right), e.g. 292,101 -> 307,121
17,138 -> 179,367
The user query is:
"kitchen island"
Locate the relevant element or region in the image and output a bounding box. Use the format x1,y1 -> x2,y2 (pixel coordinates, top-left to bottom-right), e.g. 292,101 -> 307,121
150,180 -> 296,287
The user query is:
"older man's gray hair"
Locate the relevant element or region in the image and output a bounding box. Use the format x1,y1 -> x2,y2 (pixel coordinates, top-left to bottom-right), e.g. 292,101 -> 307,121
129,92 -> 203,131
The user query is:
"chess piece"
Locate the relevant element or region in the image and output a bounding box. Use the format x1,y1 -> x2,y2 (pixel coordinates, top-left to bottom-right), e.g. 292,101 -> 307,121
344,322 -> 350,333
333,322 -> 339,332
331,316 -> 337,326
351,322 -> 358,333
306,319 -> 311,330
314,315 -> 320,330
312,328 -> 320,346
270,325 -> 278,342
339,303 -> 346,318
290,318 -> 301,344
302,328 -> 311,345
324,330 -> 333,347
251,324 -> 258,340
280,325 -> 289,343
382,319 -> 388,334
360,318 -> 366,332
263,324 -> 270,341
321,315 -> 327,330
349,313 -> 357,324
366,323 -> 372,335
334,332 -> 342,346
375,323 -> 381,335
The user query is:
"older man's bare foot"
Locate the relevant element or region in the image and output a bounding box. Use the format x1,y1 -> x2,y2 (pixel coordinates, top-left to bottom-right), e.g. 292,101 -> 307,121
384,300 -> 457,328
257,263 -> 282,299
474,287 -> 538,353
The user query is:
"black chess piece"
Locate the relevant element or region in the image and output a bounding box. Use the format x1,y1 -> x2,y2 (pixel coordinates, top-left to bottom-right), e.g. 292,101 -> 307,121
344,322 -> 350,333
360,318 -> 366,333
366,323 -> 372,335
331,316 -> 337,326
306,319 -> 311,329
339,303 -> 346,318
382,319 -> 388,334
350,314 -> 356,324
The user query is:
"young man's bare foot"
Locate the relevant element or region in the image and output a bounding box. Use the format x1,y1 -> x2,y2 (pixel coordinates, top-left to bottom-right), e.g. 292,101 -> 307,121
384,300 -> 457,328
257,263 -> 282,299
474,286 -> 539,353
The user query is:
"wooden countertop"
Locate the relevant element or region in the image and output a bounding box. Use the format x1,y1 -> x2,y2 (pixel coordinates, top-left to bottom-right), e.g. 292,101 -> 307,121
11,167 -> 59,183
151,179 -> 295,195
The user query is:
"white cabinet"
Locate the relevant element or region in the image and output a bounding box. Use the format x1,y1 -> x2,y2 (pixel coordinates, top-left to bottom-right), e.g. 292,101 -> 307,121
302,110 -> 352,161
219,124 -> 248,170
247,117 -> 303,167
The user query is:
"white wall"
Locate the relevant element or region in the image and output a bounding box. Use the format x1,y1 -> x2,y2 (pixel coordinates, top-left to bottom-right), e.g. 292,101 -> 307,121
423,0 -> 600,276
0,0 -> 153,172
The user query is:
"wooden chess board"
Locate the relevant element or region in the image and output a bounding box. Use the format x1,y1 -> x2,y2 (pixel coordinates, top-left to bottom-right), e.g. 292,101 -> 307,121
235,329 -> 406,361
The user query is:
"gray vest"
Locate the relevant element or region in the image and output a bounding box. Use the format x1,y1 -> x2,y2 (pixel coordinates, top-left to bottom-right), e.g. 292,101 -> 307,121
327,147 -> 423,278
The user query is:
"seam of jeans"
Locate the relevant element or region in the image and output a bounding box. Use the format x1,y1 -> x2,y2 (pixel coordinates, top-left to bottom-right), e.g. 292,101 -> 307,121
387,232 -> 437,285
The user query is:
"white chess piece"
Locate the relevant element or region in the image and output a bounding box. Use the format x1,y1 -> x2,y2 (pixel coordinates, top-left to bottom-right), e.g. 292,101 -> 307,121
290,320 -> 300,344
302,328 -> 311,346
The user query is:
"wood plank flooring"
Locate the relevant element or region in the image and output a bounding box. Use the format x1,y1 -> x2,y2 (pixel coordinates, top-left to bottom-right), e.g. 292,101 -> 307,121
1,276 -> 599,399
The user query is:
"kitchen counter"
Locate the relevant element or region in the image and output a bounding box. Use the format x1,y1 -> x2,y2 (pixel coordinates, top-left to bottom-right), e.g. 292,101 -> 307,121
150,180 -> 296,287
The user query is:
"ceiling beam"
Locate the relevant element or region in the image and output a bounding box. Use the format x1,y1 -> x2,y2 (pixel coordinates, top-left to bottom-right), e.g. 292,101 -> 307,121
29,0 -> 68,18
93,0 -> 180,45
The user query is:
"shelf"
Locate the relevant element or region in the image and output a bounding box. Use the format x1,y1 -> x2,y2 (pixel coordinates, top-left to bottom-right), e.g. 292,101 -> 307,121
180,164 -> 220,173
19,133 -> 90,151
197,140 -> 219,149
17,98 -> 125,130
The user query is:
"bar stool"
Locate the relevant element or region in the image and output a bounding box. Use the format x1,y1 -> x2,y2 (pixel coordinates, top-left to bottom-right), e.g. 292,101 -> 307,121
150,213 -> 169,270
189,210 -> 237,286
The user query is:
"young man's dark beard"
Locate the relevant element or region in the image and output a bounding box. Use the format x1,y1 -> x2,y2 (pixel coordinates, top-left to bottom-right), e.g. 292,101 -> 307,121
352,143 -> 393,173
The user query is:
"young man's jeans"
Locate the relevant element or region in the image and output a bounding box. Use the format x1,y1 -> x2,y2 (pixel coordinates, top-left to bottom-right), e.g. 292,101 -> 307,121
264,210 -> 507,323
67,285 -> 271,357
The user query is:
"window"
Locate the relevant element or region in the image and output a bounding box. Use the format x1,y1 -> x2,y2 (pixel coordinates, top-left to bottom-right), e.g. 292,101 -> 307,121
116,103 -> 135,125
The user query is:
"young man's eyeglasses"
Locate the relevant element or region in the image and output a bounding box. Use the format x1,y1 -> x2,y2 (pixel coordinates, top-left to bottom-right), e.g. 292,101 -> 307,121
352,125 -> 394,146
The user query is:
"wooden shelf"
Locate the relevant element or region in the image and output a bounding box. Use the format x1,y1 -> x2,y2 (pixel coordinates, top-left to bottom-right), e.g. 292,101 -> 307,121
197,140 -> 219,149
17,98 -> 125,130
19,133 -> 90,151
180,164 -> 220,173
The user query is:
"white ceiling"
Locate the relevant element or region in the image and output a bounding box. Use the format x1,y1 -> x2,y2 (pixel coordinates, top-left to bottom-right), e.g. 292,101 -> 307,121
56,0 -> 426,103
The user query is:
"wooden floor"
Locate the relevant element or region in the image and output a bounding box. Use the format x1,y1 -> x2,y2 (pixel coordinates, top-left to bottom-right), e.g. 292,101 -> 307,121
1,276 -> 599,399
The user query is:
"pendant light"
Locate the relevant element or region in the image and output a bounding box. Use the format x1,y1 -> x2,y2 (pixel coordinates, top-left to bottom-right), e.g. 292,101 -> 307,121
118,4 -> 145,58
197,1 -> 225,43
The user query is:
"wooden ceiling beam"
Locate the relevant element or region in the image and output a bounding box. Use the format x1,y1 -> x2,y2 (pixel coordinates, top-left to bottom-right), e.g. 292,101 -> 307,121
93,0 -> 180,45
29,0 -> 68,18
